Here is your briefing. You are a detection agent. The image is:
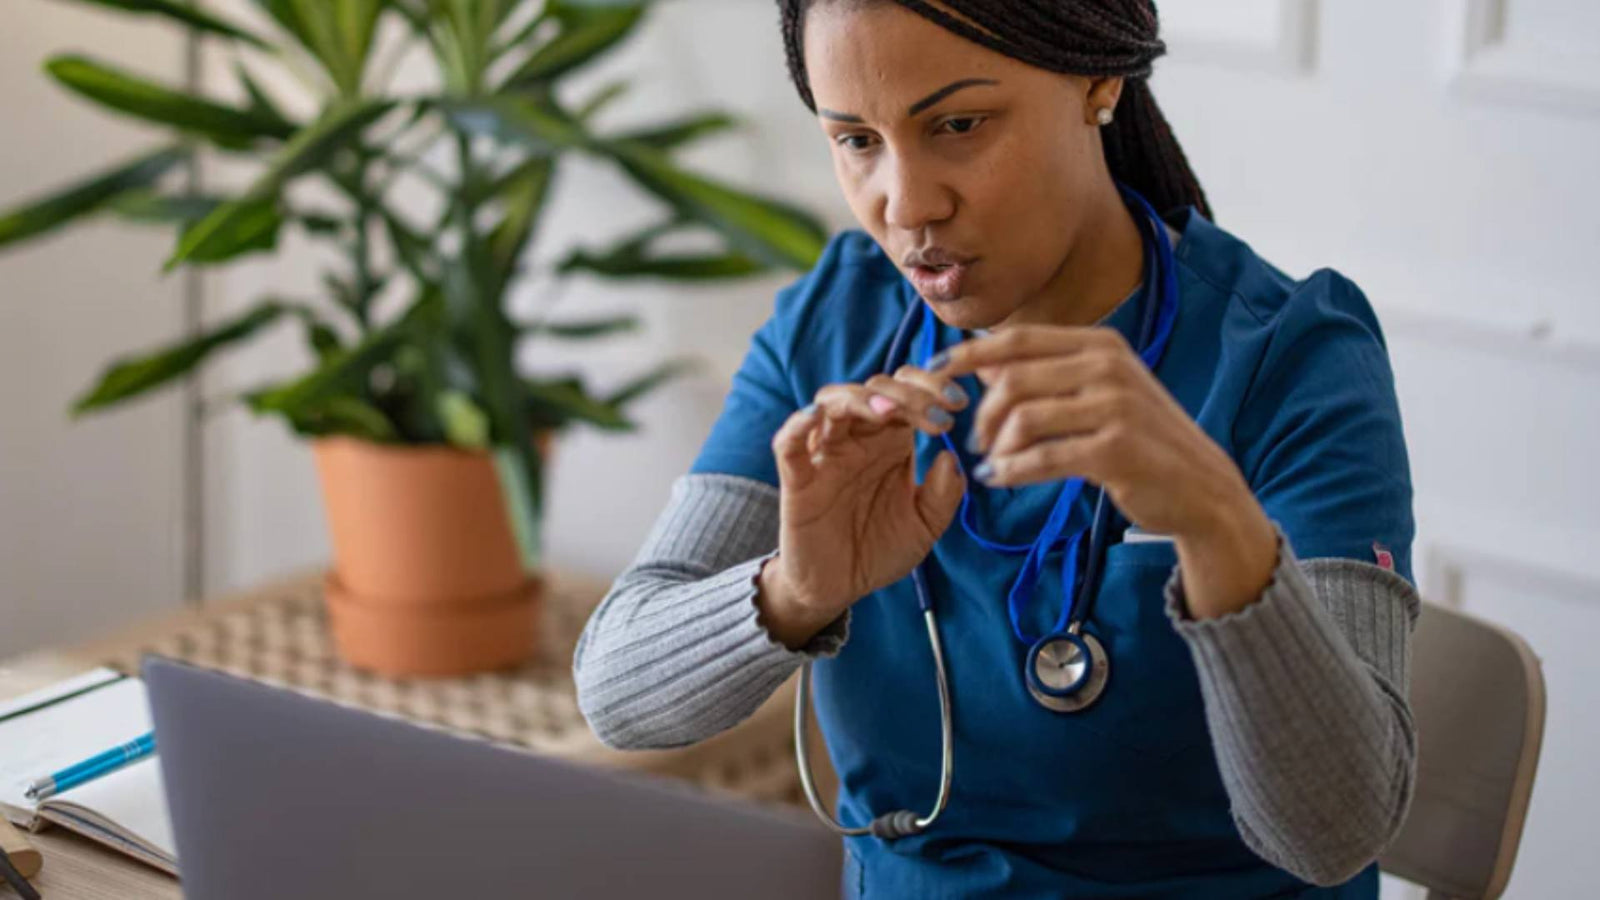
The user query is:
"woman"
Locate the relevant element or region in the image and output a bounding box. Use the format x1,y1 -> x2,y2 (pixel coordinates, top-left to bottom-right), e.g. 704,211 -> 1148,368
575,1 -> 1420,896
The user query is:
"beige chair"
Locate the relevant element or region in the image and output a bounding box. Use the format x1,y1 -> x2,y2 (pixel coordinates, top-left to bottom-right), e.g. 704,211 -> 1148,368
1381,602 -> 1546,900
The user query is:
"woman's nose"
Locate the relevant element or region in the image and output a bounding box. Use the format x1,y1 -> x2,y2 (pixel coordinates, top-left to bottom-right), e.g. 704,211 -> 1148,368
881,158 -> 955,232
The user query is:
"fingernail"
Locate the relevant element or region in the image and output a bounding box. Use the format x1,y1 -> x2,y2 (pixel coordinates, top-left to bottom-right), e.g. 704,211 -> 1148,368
927,350 -> 951,371
801,402 -> 817,416
942,382 -> 968,406
965,429 -> 982,454
927,406 -> 953,428
868,394 -> 899,416
973,460 -> 995,483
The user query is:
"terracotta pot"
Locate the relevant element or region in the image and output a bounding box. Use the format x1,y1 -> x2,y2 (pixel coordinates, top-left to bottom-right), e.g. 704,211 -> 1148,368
311,435 -> 552,676
315,437 -> 549,602
324,572 -> 541,677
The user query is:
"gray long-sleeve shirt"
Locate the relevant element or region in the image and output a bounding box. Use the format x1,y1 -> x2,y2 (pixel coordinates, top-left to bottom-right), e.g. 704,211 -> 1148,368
573,472 -> 1420,886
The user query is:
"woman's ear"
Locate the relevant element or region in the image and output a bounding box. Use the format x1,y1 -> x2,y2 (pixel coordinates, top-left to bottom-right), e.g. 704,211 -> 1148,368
1084,76 -> 1125,126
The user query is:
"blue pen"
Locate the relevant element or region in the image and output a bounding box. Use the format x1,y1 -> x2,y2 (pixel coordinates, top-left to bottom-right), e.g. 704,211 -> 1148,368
22,732 -> 156,802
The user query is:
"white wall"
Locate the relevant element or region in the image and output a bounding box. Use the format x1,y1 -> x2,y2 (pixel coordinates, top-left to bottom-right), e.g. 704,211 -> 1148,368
1154,2 -> 1599,896
0,4 -> 188,656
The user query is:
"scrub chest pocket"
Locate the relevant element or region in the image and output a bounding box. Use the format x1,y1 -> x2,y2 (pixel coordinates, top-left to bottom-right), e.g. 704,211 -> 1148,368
1076,539 -> 1214,762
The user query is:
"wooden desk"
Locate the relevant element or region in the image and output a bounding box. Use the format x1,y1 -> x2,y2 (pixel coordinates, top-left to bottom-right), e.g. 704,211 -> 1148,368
0,569 -> 829,900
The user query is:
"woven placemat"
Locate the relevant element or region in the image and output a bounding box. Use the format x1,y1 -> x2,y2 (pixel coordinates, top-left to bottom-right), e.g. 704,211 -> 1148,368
102,576 -> 805,807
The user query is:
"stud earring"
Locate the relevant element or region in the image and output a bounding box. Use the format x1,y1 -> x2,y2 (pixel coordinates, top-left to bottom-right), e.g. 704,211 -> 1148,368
1096,107 -> 1114,126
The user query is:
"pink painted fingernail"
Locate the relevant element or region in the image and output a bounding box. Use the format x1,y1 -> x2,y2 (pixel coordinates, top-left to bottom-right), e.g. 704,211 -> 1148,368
869,395 -> 899,416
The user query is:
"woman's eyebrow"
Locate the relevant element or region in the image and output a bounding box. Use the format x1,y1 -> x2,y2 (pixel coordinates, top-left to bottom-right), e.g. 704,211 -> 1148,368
818,78 -> 1001,123
908,78 -> 998,115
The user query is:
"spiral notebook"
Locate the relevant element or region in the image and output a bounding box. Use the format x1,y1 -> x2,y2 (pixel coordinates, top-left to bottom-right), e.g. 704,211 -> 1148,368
0,668 -> 176,874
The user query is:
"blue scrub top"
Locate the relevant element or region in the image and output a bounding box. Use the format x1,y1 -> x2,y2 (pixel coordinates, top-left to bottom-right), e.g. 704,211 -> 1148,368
691,209 -> 1413,898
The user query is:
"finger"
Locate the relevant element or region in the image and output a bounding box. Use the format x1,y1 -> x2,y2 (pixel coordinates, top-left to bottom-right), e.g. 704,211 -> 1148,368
914,449 -> 966,536
862,373 -> 956,434
976,432 -> 1112,489
774,403 -> 823,483
891,364 -> 971,411
812,384 -> 897,441
969,351 -> 1125,454
927,325 -> 1124,379
986,394 -> 1116,458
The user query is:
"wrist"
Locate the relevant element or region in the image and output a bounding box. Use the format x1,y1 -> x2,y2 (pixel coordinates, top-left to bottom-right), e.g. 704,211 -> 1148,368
1174,494 -> 1279,620
755,556 -> 842,651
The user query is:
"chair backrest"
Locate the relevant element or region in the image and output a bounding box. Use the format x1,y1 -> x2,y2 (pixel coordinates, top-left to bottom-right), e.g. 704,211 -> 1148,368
1380,602 -> 1546,900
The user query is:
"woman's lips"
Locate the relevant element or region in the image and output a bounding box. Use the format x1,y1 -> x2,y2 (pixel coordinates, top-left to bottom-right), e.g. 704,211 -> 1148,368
909,261 -> 973,302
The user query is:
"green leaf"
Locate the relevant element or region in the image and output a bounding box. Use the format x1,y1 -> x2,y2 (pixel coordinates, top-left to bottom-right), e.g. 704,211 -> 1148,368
46,55 -> 294,148
293,395 -> 397,441
613,112 -> 738,152
575,79 -> 629,122
323,272 -> 360,313
436,390 -> 490,449
561,247 -> 765,280
505,0 -> 646,88
235,61 -> 292,124
296,211 -> 343,235
438,95 -> 587,153
441,204 -> 541,566
488,156 -> 554,282
388,0 -> 429,33
526,315 -> 640,339
523,375 -> 630,431
74,301 -> 290,414
603,140 -> 826,271
250,0 -> 380,96
167,98 -> 393,269
249,0 -> 316,48
379,207 -> 436,284
175,197 -> 281,264
329,0 -> 385,94
285,303 -> 344,360
559,217 -> 767,280
57,0 -> 269,48
246,325 -> 403,415
107,189 -> 225,224
605,357 -> 699,408
0,146 -> 186,248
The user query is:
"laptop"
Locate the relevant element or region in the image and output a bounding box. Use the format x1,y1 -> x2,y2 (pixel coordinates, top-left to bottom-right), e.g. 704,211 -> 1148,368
142,656 -> 842,899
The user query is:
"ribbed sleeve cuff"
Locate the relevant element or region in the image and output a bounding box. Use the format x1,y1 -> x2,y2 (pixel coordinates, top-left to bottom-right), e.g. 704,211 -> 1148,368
1161,523 -> 1363,696
1156,521 -> 1419,885
1163,520 -> 1296,633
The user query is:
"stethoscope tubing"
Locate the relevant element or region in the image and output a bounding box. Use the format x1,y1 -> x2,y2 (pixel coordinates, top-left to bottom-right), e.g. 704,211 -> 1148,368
794,183 -> 1176,840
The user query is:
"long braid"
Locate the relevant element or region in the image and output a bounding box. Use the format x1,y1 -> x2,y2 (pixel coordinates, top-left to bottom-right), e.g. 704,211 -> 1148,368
776,0 -> 1211,220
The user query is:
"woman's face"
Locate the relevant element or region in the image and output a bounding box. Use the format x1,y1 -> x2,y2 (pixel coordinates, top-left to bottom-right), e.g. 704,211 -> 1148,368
803,1 -> 1113,330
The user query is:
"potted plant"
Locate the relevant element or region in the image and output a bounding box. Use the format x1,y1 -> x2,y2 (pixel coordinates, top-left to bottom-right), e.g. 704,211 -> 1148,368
0,0 -> 826,676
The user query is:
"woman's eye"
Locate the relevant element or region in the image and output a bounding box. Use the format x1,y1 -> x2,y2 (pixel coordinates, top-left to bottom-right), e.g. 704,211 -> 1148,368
836,134 -> 875,152
940,116 -> 985,136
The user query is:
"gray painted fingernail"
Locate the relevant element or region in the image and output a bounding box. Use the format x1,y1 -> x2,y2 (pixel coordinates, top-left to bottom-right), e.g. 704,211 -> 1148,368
927,350 -> 951,371
801,402 -> 817,416
965,429 -> 981,454
927,406 -> 954,428
973,460 -> 995,482
943,383 -> 968,406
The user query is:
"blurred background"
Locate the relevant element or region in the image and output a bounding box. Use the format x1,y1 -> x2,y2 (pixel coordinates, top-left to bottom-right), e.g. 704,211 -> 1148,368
1,1 -> 1595,896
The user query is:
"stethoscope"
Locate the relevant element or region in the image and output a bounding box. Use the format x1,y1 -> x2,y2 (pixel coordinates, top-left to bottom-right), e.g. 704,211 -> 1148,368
794,184 -> 1180,841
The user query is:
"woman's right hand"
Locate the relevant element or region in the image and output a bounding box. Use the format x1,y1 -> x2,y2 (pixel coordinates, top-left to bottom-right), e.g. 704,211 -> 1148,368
757,366 -> 971,649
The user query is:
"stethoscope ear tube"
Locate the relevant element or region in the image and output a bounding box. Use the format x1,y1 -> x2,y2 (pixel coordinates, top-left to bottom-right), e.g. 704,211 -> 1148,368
794,606 -> 955,840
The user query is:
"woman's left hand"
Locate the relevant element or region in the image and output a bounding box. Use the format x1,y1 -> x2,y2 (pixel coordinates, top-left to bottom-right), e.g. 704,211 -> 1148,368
928,324 -> 1278,618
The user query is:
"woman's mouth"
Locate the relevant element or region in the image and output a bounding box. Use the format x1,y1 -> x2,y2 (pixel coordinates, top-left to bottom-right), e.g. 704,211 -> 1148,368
909,262 -> 973,303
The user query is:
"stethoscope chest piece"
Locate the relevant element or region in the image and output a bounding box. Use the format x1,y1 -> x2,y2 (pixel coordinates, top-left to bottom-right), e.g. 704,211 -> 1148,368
1025,629 -> 1110,713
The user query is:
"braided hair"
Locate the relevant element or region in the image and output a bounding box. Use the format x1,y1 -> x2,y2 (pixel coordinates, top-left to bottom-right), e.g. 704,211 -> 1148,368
777,0 -> 1212,220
